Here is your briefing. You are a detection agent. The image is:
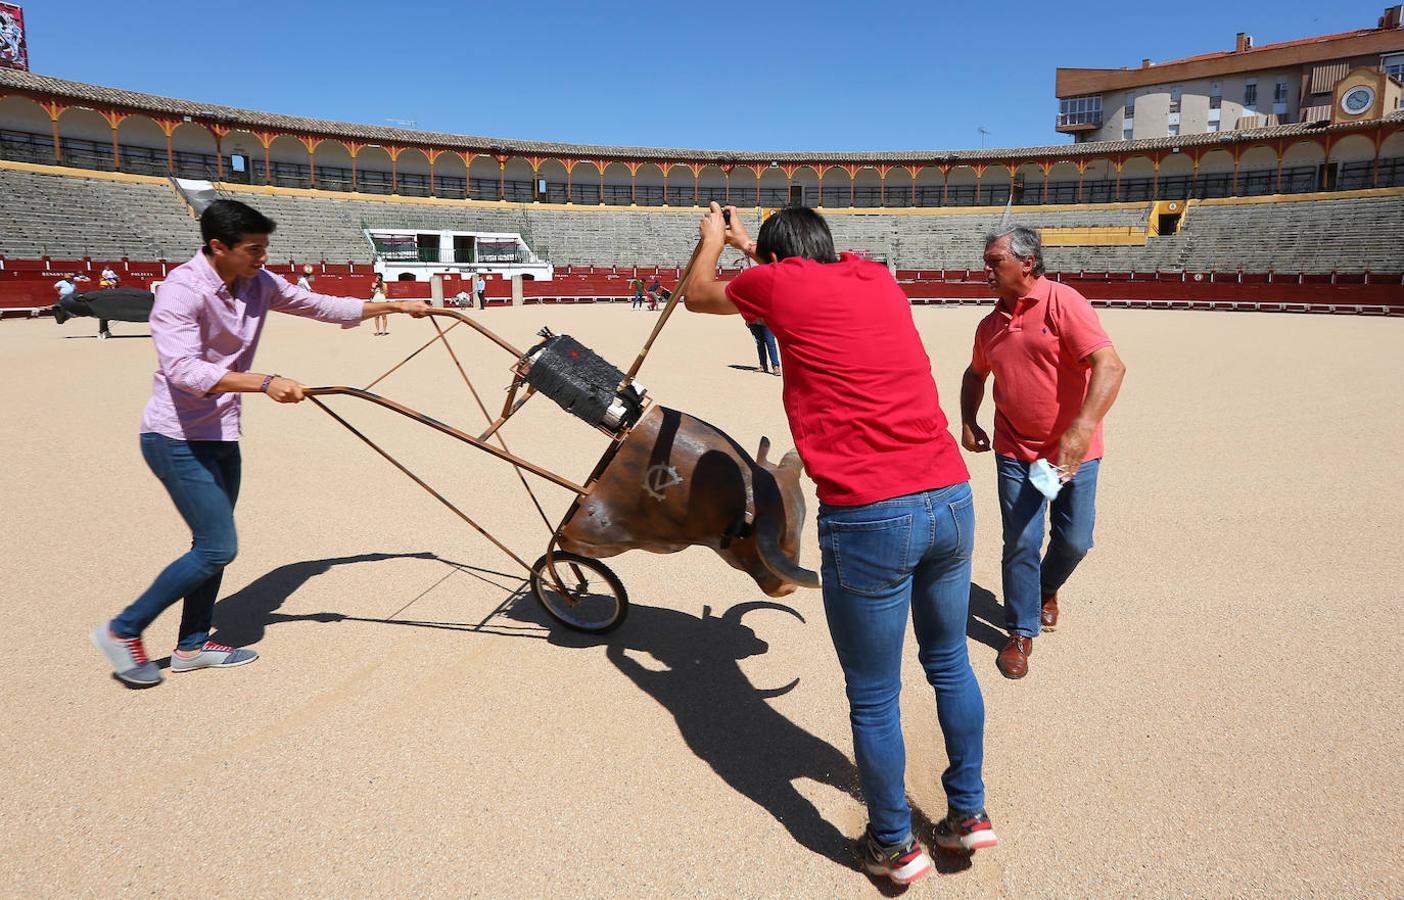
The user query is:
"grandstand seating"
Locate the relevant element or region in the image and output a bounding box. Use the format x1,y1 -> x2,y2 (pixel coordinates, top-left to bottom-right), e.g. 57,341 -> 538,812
1,164 -> 1400,316
0,167 -> 194,260
195,183 -> 1404,275
4,165 -> 1401,276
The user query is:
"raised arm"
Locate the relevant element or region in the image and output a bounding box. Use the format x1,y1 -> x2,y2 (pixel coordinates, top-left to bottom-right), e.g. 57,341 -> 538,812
682,202 -> 741,316
268,271 -> 430,325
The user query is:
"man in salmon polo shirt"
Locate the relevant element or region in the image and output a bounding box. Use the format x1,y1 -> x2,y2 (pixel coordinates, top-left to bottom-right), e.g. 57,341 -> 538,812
684,203 -> 998,886
960,225 -> 1126,680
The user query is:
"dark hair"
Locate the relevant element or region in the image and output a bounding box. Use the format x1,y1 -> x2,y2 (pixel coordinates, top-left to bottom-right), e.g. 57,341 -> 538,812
754,206 -> 839,264
200,199 -> 276,253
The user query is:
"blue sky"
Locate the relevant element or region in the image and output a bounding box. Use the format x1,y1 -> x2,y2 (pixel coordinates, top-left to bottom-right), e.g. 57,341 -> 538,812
18,0 -> 1390,152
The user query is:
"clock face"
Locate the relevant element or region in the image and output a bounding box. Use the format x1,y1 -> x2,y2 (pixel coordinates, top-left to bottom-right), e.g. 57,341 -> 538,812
1341,86 -> 1375,115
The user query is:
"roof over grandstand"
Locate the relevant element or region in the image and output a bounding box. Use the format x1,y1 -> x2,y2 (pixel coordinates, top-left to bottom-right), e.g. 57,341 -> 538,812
2,68 -> 1401,167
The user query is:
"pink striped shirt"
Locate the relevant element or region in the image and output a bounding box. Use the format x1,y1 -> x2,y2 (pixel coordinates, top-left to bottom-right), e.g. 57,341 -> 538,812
140,252 -> 364,441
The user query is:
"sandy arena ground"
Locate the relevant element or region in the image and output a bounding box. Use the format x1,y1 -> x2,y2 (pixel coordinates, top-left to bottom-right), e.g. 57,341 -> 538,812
0,302 -> 1400,898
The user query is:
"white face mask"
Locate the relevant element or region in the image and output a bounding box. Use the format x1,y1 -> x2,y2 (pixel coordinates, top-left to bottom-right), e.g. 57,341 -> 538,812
1029,459 -> 1066,501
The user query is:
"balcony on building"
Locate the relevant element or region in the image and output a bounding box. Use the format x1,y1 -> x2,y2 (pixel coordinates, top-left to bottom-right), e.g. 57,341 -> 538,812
1057,95 -> 1104,133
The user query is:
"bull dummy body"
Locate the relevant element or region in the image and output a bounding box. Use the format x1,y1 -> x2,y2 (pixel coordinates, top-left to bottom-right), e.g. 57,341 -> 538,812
558,405 -> 819,597
52,288 -> 154,324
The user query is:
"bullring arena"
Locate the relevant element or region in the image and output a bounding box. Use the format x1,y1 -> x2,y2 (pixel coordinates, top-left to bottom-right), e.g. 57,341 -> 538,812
1,45 -> 1402,900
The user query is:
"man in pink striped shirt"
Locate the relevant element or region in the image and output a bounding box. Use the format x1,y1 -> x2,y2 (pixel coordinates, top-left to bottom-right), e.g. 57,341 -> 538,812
90,200 -> 430,688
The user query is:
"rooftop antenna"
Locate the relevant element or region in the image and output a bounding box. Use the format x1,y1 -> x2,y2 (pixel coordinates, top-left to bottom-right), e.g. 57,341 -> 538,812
977,127 -> 991,149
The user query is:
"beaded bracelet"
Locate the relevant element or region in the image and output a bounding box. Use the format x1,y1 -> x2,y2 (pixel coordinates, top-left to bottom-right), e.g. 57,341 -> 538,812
259,373 -> 279,393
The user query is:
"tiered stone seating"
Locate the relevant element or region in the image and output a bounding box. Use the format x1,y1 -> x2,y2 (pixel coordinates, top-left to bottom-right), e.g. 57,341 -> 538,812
3,166 -> 1400,275
0,168 -> 195,260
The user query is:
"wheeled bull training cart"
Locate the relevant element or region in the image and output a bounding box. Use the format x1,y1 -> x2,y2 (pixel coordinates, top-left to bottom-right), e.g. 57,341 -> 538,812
304,245 -> 817,634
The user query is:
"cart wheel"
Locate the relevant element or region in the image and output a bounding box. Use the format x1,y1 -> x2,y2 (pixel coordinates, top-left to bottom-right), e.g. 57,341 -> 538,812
529,552 -> 629,634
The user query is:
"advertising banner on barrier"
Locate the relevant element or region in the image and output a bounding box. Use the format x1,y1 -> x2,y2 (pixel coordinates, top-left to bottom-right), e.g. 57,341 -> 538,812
0,3 -> 28,71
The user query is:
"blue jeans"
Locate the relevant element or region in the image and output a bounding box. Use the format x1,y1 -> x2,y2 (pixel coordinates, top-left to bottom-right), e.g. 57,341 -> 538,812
818,482 -> 986,845
996,456 -> 1100,638
111,434 -> 241,650
748,323 -> 780,370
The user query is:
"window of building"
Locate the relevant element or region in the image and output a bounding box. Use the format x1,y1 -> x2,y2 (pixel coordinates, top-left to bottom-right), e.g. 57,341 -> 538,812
1168,122 -> 1180,136
1244,79 -> 1258,109
1207,119 -> 1221,133
1209,81 -> 1222,109
1058,95 -> 1102,126
1169,85 -> 1182,114
1273,77 -> 1289,114
1384,53 -> 1404,82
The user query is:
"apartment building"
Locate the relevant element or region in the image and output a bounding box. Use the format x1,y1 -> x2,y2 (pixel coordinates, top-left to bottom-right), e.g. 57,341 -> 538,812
1056,5 -> 1404,142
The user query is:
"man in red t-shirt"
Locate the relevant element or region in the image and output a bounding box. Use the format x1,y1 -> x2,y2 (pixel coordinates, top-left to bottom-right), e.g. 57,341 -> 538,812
960,225 -> 1126,680
684,203 -> 998,885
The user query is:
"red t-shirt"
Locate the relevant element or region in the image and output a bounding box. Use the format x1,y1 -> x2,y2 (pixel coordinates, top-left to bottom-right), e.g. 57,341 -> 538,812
725,253 -> 969,506
971,276 -> 1113,463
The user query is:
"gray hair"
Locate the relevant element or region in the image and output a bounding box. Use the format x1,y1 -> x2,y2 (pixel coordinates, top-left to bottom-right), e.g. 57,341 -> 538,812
985,225 -> 1045,276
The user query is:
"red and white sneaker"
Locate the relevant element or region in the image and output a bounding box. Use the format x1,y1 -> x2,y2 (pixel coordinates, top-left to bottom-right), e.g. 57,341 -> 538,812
861,827 -> 933,885
934,809 -> 1000,852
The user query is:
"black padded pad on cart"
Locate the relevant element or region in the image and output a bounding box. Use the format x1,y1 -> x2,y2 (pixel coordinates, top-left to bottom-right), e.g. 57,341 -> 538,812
520,332 -> 643,430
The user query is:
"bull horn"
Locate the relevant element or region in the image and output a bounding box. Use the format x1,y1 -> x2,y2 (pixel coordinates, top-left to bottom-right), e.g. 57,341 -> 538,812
720,600 -> 806,626
779,449 -> 802,470
756,528 -> 820,589
718,602 -> 804,699
754,677 -> 800,700
755,436 -> 771,466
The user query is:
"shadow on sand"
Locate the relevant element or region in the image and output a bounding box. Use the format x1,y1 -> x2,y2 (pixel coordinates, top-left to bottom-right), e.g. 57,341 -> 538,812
966,583 -> 1006,653
209,552 -> 978,884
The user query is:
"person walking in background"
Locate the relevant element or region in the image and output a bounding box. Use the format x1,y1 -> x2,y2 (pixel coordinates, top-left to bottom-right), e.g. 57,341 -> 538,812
370,273 -> 389,335
960,225 -> 1126,680
631,276 -> 645,309
684,202 -> 998,885
747,319 -> 781,375
88,200 -> 430,688
98,266 -> 121,339
474,273 -> 487,309
647,274 -> 662,311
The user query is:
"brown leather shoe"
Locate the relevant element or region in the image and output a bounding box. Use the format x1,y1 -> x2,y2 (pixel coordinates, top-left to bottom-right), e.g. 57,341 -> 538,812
996,635 -> 1033,679
1040,592 -> 1059,632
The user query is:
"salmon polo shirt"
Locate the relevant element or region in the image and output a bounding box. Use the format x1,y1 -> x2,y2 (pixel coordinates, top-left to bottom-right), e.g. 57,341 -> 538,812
725,253 -> 969,506
971,276 -> 1113,463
